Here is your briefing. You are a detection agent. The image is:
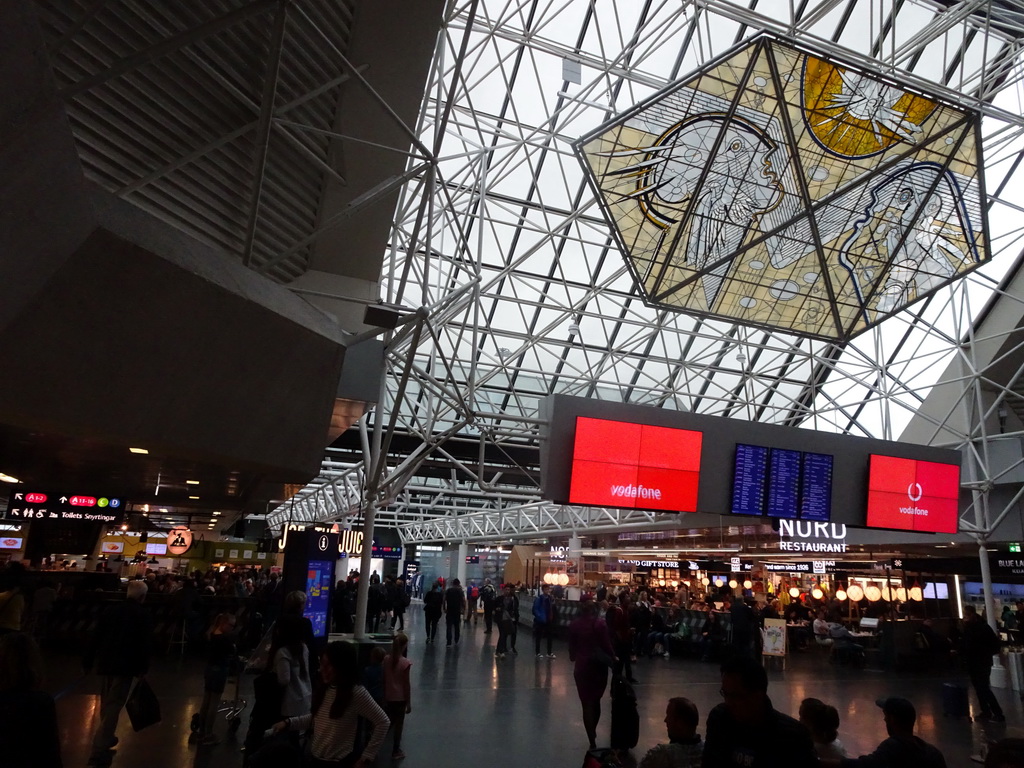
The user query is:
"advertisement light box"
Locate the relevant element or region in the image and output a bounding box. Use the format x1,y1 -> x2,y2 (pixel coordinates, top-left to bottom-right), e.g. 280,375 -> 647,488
568,416 -> 702,512
866,454 -> 960,533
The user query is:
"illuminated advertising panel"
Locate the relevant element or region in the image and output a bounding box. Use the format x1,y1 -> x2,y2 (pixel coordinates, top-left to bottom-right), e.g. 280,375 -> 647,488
304,560 -> 333,638
568,416 -> 702,512
866,454 -> 960,533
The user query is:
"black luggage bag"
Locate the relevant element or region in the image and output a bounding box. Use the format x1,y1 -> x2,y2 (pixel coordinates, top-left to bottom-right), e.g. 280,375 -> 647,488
609,675 -> 639,750
941,682 -> 970,718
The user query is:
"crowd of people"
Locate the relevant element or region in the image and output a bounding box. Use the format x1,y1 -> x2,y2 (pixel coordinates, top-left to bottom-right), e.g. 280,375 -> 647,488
0,555 -> 1019,768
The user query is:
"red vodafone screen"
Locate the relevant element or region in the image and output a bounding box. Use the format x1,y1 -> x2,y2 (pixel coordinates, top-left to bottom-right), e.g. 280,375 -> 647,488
866,454 -> 960,533
568,416 -> 702,512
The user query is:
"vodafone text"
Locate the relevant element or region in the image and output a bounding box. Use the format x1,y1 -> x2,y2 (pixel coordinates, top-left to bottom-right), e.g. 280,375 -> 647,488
609,484 -> 663,500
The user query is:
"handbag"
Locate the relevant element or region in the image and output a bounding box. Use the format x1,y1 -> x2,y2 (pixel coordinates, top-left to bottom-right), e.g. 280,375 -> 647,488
125,678 -> 161,732
591,646 -> 615,668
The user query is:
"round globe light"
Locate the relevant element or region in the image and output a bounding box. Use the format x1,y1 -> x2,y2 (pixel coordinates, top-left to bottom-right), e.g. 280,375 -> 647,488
846,584 -> 864,602
835,589 -> 847,601
789,587 -> 800,598
812,588 -> 824,600
865,585 -> 882,602
743,580 -> 753,590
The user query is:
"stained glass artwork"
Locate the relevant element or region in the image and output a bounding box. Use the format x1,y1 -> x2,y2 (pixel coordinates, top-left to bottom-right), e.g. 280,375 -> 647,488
575,36 -> 989,341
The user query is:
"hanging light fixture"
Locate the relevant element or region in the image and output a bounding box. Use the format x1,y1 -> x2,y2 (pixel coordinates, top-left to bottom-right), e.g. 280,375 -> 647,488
909,583 -> 924,601
846,584 -> 864,602
835,587 -> 848,601
789,586 -> 800,598
701,577 -> 710,586
714,577 -> 725,588
558,573 -> 570,586
728,579 -> 738,589
880,584 -> 893,601
743,579 -> 753,590
812,587 -> 824,600
895,586 -> 908,602
671,580 -> 679,588
865,585 -> 882,602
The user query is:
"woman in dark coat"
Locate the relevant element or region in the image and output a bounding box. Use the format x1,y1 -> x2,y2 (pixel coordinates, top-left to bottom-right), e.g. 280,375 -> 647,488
0,631 -> 62,767
568,598 -> 616,750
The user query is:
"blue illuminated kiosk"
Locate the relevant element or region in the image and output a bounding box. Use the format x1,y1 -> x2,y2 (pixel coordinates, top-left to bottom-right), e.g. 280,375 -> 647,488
282,529 -> 338,653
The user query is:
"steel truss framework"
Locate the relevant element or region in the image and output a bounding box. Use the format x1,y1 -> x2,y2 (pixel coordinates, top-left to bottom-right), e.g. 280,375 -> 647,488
242,0 -> 1024,549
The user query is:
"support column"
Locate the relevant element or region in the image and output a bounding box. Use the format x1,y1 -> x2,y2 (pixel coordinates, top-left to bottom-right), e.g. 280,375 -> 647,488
567,535 -> 582,600
354,506 -> 376,640
457,541 -> 468,585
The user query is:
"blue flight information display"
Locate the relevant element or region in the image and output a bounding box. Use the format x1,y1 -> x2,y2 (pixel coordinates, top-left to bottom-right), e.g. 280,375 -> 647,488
730,444 -> 833,521
304,560 -> 334,638
767,448 -> 800,519
731,444 -> 769,516
799,452 -> 833,521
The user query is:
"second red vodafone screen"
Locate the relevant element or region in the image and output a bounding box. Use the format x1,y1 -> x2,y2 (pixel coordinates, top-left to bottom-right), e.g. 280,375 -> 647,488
568,416 -> 702,512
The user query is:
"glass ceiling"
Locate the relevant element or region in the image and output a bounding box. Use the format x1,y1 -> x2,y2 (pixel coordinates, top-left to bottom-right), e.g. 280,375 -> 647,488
270,0 -> 1024,534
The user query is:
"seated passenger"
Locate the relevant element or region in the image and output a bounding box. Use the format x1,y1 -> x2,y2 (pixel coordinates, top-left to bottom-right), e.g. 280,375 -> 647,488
639,697 -> 702,768
799,697 -> 847,759
821,697 -> 945,768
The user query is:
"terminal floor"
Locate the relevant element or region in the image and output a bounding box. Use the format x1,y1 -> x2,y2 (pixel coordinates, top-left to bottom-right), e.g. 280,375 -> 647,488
49,610 -> 1016,768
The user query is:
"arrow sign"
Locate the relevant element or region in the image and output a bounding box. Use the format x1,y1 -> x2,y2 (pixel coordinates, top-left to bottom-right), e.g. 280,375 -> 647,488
60,497 -> 67,503
13,494 -> 21,500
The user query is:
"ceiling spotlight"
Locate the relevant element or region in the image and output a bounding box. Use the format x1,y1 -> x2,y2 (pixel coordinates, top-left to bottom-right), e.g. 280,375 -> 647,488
129,447 -> 149,455
186,480 -> 199,485
189,496 -> 199,500
0,473 -> 20,484
159,508 -> 168,513
568,315 -> 581,335
213,511 -> 221,516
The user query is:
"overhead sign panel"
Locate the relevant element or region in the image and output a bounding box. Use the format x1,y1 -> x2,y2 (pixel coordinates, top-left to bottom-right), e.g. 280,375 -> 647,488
541,394 -> 962,532
866,454 -> 960,533
568,416 -> 703,513
4,490 -> 127,524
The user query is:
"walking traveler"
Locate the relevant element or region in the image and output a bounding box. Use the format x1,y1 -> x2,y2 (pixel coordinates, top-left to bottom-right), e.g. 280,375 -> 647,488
568,598 -> 616,750
443,579 -> 466,647
533,583 -> 556,658
495,583 -> 520,658
961,605 -> 1006,722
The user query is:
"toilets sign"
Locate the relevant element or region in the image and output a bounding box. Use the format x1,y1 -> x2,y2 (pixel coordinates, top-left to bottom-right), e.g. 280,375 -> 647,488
778,520 -> 848,553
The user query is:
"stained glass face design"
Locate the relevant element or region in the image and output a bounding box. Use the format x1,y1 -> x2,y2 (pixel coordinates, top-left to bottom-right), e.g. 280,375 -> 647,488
575,36 -> 989,341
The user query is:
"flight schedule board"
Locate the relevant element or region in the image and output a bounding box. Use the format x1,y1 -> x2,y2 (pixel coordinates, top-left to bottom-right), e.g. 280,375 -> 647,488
731,444 -> 833,521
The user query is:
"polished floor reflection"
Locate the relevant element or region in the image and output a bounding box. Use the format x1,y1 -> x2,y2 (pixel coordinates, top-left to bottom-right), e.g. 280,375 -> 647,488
50,609 -> 1018,767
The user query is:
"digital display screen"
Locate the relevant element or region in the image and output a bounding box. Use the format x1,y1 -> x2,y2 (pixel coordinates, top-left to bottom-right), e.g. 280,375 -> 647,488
923,582 -> 949,600
145,543 -> 167,555
767,448 -> 801,518
866,454 -> 960,533
730,444 -> 833,521
304,559 -> 333,638
731,444 -> 769,516
800,453 -> 834,522
568,416 -> 702,512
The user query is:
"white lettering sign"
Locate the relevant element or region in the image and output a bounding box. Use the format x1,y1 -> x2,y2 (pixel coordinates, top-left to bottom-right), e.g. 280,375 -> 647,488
778,520 -> 848,553
609,484 -> 663,500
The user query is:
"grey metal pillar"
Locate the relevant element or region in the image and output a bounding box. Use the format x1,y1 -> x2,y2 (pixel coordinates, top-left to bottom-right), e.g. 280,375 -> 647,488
354,504 -> 377,640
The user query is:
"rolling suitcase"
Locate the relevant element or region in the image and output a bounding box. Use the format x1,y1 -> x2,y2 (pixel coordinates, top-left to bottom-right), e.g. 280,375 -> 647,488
610,676 -> 639,750
942,682 -> 970,718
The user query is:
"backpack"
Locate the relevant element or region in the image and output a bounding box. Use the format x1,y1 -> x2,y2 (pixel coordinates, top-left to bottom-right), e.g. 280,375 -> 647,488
470,586 -> 479,599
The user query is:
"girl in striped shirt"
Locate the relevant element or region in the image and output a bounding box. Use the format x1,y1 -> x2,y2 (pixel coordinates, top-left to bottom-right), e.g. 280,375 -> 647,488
274,641 -> 389,767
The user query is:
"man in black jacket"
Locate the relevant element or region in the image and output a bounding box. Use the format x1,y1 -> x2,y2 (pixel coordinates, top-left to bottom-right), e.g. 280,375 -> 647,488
442,578 -> 466,647
962,605 -> 1005,722
702,656 -> 817,768
85,579 -> 154,766
825,697 -> 945,768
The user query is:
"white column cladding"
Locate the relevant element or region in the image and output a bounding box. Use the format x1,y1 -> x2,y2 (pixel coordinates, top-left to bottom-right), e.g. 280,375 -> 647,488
457,541 -> 469,585
567,535 -> 583,600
